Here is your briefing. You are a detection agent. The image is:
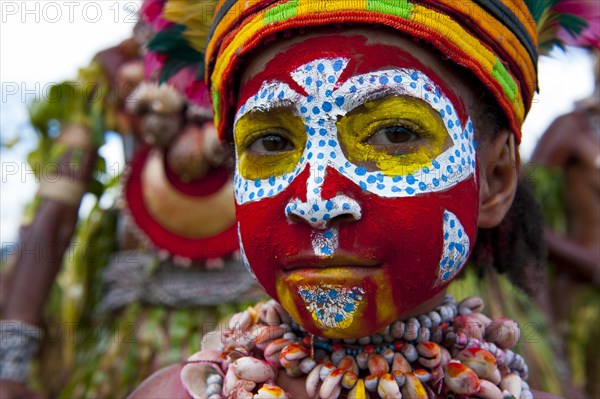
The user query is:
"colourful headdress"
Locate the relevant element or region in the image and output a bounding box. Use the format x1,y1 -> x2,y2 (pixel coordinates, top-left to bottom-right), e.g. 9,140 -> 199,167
142,0 -> 217,110
122,0 -> 239,263
204,0 -> 592,144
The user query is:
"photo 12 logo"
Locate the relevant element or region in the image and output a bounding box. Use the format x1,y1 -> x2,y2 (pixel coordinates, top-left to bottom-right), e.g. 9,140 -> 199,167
1,1 -> 140,24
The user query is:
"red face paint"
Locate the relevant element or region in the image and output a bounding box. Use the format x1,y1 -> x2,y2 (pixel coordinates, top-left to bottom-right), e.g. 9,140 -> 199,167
235,32 -> 478,337
238,166 -> 478,337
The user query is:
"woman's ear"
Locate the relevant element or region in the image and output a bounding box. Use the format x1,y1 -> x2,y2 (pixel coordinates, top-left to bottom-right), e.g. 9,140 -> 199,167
478,130 -> 519,228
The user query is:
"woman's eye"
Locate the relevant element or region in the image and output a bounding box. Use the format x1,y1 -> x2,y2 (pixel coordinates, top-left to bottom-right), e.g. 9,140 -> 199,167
248,134 -> 294,154
366,125 -> 419,145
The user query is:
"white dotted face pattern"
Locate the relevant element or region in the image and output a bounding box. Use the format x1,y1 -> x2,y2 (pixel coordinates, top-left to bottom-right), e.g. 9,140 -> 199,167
233,57 -> 476,207
436,210 -> 471,286
237,222 -> 258,282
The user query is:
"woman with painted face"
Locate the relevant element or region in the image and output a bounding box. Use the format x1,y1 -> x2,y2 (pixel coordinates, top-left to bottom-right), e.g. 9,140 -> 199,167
130,1 -> 585,398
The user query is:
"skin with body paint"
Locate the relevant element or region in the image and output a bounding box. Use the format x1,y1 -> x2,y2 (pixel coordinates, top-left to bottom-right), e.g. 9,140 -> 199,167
233,29 -> 490,339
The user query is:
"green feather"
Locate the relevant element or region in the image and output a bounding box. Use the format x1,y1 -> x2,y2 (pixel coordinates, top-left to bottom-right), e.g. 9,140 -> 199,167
527,0 -> 591,55
159,58 -> 193,83
524,0 -> 556,24
148,24 -> 205,83
555,13 -> 588,38
195,59 -> 206,81
148,24 -> 203,63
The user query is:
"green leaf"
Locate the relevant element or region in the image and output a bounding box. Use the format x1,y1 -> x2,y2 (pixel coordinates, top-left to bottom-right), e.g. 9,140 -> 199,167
28,82 -> 89,134
87,177 -> 105,198
95,155 -> 107,175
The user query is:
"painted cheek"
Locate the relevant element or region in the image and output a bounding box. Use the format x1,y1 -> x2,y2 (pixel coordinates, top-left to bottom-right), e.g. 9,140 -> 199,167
341,176 -> 478,333
381,187 -> 475,310
236,166 -> 313,298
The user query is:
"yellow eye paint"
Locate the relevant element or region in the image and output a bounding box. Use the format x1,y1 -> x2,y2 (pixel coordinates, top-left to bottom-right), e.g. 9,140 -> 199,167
337,96 -> 450,176
234,108 -> 306,180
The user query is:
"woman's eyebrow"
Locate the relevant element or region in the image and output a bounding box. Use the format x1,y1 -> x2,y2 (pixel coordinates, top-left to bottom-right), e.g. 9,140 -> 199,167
235,98 -> 297,125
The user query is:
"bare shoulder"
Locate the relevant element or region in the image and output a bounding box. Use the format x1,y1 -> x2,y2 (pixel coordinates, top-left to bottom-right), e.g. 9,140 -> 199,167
128,363 -> 191,399
533,389 -> 564,399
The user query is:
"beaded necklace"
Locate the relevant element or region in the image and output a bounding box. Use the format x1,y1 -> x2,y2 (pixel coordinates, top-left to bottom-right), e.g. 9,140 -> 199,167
181,295 -> 532,399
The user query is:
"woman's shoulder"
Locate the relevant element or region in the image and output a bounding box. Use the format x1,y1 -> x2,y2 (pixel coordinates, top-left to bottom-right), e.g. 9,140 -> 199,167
128,362 -> 192,399
128,327 -> 225,399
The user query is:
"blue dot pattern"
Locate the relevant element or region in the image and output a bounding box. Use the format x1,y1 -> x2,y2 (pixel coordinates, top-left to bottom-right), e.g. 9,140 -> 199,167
298,285 -> 365,329
234,58 -> 476,231
311,227 -> 338,256
435,210 -> 470,286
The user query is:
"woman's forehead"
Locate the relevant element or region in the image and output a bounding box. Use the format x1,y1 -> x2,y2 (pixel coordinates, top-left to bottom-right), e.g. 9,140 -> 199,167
241,28 -> 468,90
238,27 -> 474,118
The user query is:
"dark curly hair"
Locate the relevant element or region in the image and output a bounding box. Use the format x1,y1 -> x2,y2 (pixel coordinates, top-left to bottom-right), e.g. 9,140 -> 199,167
469,87 -> 547,296
471,177 -> 547,295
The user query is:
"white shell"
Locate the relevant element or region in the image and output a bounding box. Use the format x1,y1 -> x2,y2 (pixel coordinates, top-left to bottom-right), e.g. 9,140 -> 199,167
181,363 -> 211,399
319,369 -> 344,399
499,373 -> 522,398
231,357 -> 275,383
377,373 -> 401,398
306,364 -> 323,398
477,379 -> 504,399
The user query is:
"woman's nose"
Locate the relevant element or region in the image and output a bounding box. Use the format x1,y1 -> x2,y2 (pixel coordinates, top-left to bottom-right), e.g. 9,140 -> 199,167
285,165 -> 361,229
285,194 -> 361,229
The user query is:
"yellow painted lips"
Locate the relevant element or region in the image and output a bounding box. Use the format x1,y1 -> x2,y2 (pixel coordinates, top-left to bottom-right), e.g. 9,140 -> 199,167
276,266 -> 396,338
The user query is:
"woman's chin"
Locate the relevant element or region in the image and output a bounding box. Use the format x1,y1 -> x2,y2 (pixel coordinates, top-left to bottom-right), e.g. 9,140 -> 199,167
300,319 -> 392,339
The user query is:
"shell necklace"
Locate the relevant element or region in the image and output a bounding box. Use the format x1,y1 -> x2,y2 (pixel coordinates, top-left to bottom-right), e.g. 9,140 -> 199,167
181,295 -> 532,399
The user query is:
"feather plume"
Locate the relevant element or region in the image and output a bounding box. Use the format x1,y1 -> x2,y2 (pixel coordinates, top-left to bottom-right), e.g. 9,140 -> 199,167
162,0 -> 217,53
144,0 -> 216,89
147,24 -> 204,82
526,0 -> 595,55
555,1 -> 600,49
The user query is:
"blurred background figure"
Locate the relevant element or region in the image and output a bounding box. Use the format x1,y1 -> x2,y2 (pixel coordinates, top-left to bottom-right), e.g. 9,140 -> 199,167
529,48 -> 600,399
450,2 -> 599,397
0,3 -> 264,397
0,28 -> 141,399
525,3 -> 599,396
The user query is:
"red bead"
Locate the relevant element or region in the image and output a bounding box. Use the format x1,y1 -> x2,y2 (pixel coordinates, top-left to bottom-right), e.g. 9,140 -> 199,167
393,340 -> 405,351
332,343 -> 344,352
363,345 -> 375,354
